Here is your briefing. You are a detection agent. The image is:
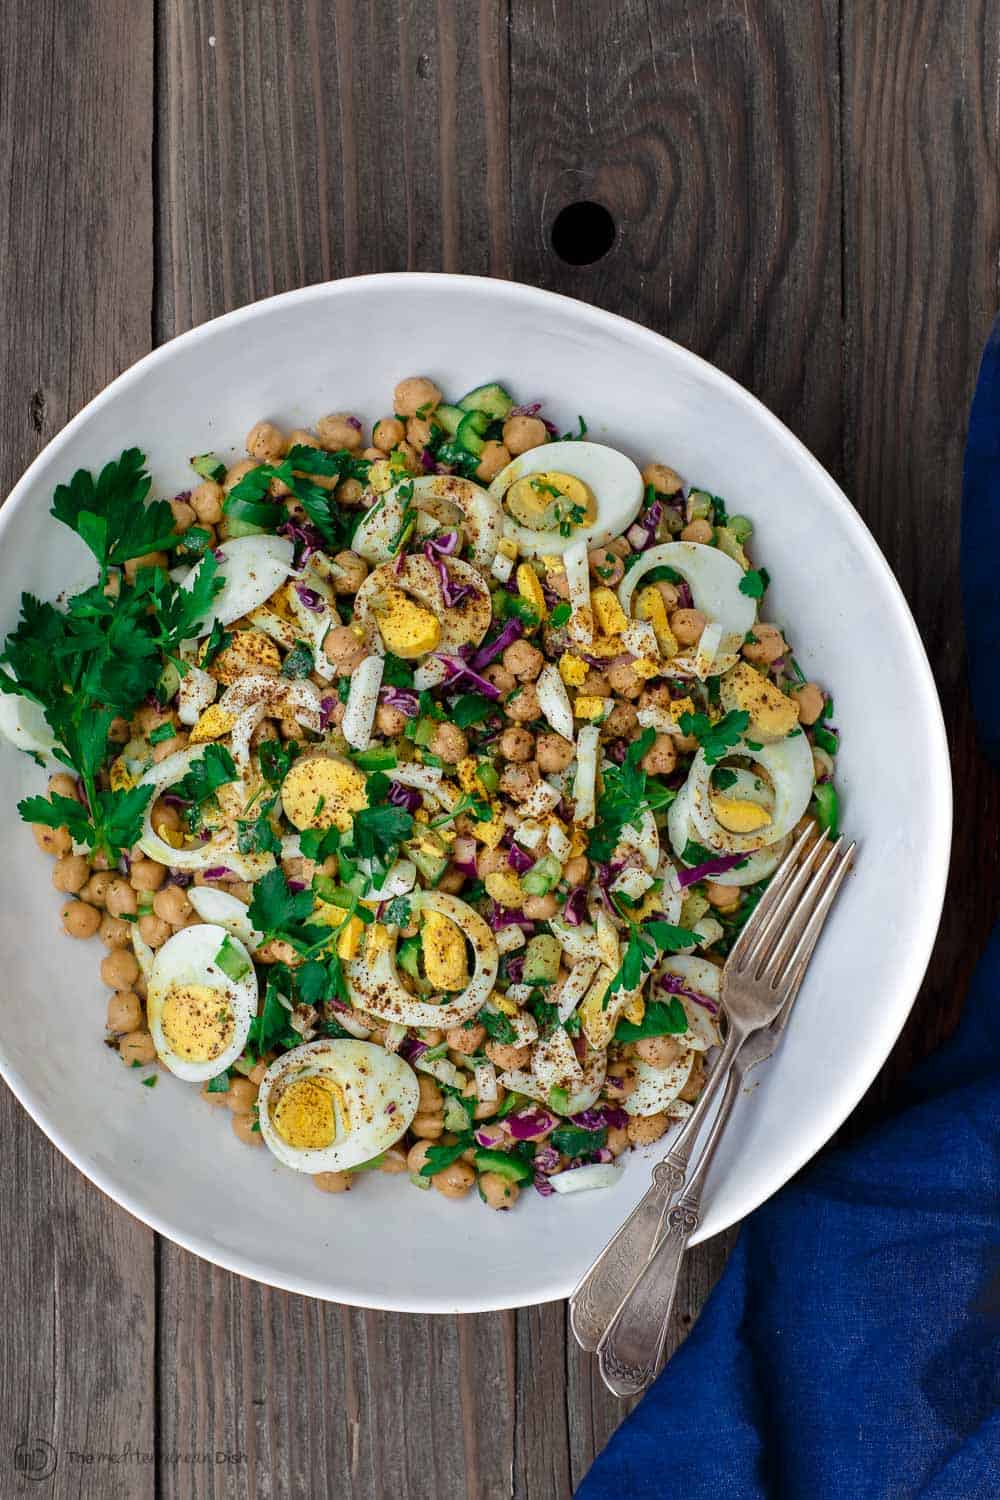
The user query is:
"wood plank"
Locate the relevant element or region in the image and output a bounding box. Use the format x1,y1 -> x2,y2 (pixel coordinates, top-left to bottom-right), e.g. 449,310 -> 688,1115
155,4 -> 517,1498
840,0 -> 1000,1131
0,3 -> 156,1497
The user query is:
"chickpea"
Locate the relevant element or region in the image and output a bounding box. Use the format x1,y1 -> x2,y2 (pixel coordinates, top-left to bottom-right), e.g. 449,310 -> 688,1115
434,1159 -> 476,1198
48,771 -> 80,800
484,1041 -> 532,1071
792,682 -> 825,725
201,1080 -> 230,1106
547,569 -> 569,598
429,722 -> 468,764
642,463 -> 683,495
246,420 -> 287,462
108,715 -> 130,745
607,536 -> 632,559
224,1076 -> 258,1116
654,579 -> 680,610
190,479 -> 225,524
152,884 -> 192,926
363,446 -> 387,462
446,1022 -> 486,1054
476,846 -> 509,878
393,376 -> 442,418
483,663 -> 517,693
129,858 -> 166,894
61,900 -> 101,939
374,417 -> 405,450
392,440 -> 420,473
101,949 -> 140,990
605,658 -> 643,698
505,683 -> 540,723
288,427 -> 322,450
316,412 -> 363,451
406,415 -> 433,450
523,892 -> 558,920
635,1035 -> 685,1068
670,608 -> 707,647
475,441 -> 510,483
580,670 -> 610,696
436,865 -> 466,894
502,415 -> 548,454
478,1172 -> 519,1210
137,913 -> 172,949
742,623 -> 787,666
589,547 -> 624,586
563,855 -> 589,886
410,1112 -> 445,1140
314,1170 -> 353,1193
535,732 -> 574,772
150,799 -> 182,835
607,1124 -> 630,1157
99,914 -> 132,949
336,477 -> 364,505
502,639 -> 544,680
330,550 -> 368,594
124,551 -> 168,582
105,876 -> 137,919
627,1112 -> 670,1146
375,704 -> 408,737
417,1073 -> 443,1112
603,701 -> 639,737
499,763 -> 539,802
32,822 -> 72,857
379,1146 -> 409,1174
499,726 -> 534,762
52,854 -> 90,895
705,880 -> 740,913
107,990 -> 143,1034
679,1053 -> 706,1103
605,1062 -> 637,1100
231,1112 -> 263,1147
323,625 -> 368,675
120,1030 -> 157,1067
406,1139 -> 436,1174
680,518 -> 714,544
132,703 -> 170,735
641,733 -> 678,777
170,498 -> 196,532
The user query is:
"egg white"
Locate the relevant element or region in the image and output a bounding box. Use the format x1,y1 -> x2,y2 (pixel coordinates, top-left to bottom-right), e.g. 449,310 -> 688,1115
257,1039 -> 419,1173
490,441 -> 643,557
146,923 -> 257,1082
618,541 -> 758,669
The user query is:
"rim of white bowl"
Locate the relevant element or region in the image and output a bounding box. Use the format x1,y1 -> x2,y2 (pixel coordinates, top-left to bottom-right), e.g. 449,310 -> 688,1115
0,273 -> 952,1311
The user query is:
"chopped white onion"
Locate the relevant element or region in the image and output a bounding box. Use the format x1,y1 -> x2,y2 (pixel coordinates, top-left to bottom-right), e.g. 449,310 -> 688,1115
572,723 -> 600,824
495,925 -> 526,954
519,778 -> 563,819
547,822 -> 572,861
563,539 -> 593,645
549,1162 -> 621,1194
531,1026 -> 584,1093
188,887 -> 263,949
177,664 -> 218,726
342,654 -> 384,751
555,958 -> 599,1023
0,692 -> 56,758
535,664 -> 574,741
183,536 -> 294,631
474,1059 -> 498,1102
610,866 -> 654,901
513,819 -> 546,850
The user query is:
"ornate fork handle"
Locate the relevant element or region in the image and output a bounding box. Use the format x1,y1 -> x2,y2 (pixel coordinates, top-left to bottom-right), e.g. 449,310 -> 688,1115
569,1026 -> 742,1352
596,1062 -> 742,1396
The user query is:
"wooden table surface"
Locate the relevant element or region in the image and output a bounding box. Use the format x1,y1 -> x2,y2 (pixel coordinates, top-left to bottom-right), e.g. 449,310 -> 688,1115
1,3 -> 997,1496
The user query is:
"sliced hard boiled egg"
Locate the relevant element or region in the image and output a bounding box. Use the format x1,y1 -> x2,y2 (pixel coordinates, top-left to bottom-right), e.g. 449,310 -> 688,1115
490,441 -> 643,558
352,475 -> 502,568
187,887 -> 263,949
257,1039 -> 419,1173
182,536 -> 295,632
618,542 -> 757,671
353,554 -> 493,657
624,1050 -> 695,1117
657,955 -> 723,1051
280,752 -> 368,832
667,777 -> 791,886
147,923 -> 257,1082
681,730 -> 815,855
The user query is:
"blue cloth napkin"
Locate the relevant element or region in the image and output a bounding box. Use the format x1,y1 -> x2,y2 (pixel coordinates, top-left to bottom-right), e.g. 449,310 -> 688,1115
578,317 -> 1000,1500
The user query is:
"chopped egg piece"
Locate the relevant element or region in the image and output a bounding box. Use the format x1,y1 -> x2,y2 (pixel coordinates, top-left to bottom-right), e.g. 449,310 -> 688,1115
281,754 -> 367,832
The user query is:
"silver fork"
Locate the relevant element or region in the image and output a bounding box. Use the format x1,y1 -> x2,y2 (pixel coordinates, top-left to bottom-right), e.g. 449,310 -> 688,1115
594,834 -> 855,1396
569,822 -> 828,1354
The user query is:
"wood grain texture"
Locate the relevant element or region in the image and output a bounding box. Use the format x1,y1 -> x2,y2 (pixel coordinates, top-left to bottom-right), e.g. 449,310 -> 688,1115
2,0 -> 999,1495
0,4 -> 157,1498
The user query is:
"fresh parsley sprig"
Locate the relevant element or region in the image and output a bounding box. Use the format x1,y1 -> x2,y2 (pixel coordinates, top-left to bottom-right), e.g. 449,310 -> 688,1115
678,709 -> 750,765
587,729 -> 676,864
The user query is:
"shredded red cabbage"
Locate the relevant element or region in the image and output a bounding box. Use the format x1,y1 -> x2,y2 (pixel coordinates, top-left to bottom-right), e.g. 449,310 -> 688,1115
510,402 -> 542,417
166,870 -> 193,888
489,903 -> 536,931
379,685 -> 420,716
399,1037 -> 428,1063
562,885 -> 589,925
277,518 -> 326,564
294,583 -> 325,613
571,1105 -> 628,1131
676,851 -> 746,888
507,843 -> 534,875
425,530 -> 461,557
474,1125 -> 505,1149
117,852 -> 131,876
319,697 -> 337,730
387,780 -> 422,814
506,1109 -> 554,1141
287,880 -> 307,893
659,971 -> 718,1014
436,655 -> 502,700
504,955 -> 525,984
470,617 -> 523,671
533,1174 -> 556,1197
532,1144 -> 561,1175
423,546 -> 473,608
202,866 -> 234,881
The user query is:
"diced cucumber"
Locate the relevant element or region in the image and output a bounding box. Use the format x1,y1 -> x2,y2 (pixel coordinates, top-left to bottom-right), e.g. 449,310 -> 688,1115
224,516 -> 268,539
523,934 -> 562,985
457,383 -> 514,420
521,854 -> 562,897
434,404 -> 464,438
729,514 -> 753,543
476,759 -> 499,793
407,844 -> 451,886
473,1148 -> 532,1183
397,936 -> 422,981
412,715 -> 437,748
443,1095 -> 472,1132
456,409 -> 491,457
686,489 -> 714,522
714,526 -> 750,569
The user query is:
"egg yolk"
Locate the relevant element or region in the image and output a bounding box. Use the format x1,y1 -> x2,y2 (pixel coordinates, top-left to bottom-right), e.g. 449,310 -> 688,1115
161,983 -> 234,1063
505,471 -> 597,532
271,1074 -> 347,1151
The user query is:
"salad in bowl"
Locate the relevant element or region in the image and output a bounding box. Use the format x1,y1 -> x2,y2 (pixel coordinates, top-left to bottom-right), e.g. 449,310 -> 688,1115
0,374 -> 838,1212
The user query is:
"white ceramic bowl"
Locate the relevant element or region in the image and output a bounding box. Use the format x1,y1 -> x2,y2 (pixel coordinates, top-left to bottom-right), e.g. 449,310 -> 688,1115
0,275 -> 951,1312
